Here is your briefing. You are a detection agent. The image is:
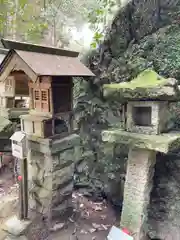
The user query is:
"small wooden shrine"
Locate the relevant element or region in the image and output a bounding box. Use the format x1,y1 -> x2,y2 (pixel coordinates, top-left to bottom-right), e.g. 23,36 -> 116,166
0,39 -> 94,138
2,39 -> 94,234
102,69 -> 180,240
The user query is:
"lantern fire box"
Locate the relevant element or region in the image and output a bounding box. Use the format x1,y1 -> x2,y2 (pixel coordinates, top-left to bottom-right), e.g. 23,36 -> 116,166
126,100 -> 169,134
0,39 -> 94,139
103,69 -> 179,135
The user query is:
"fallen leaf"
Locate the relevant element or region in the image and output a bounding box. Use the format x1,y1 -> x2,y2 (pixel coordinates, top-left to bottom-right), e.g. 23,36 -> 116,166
80,229 -> 88,234
50,222 -> 65,232
95,202 -> 103,205
92,223 -> 102,230
89,228 -> 96,233
101,224 -> 109,230
100,215 -> 106,220
69,217 -> 74,223
72,193 -> 77,199
93,205 -> 103,211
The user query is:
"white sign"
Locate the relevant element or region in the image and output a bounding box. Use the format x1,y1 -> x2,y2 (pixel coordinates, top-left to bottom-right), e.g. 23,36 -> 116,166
107,226 -> 133,240
10,131 -> 26,159
12,144 -> 23,159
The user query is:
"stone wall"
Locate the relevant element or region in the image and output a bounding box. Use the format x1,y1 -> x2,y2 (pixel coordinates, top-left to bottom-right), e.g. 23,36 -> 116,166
51,147 -> 75,219
27,134 -> 80,227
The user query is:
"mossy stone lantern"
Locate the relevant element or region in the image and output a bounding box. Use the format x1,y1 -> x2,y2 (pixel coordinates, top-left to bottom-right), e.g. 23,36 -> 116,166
102,69 -> 180,240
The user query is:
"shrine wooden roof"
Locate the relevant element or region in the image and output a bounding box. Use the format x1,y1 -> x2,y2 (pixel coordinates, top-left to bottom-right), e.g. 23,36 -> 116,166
0,48 -> 8,64
0,39 -> 94,79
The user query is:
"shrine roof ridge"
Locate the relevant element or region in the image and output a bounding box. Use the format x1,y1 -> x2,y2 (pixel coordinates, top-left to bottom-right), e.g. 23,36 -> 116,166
1,39 -> 79,57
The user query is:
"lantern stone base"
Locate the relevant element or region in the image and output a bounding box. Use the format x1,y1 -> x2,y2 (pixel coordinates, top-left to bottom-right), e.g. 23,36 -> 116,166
120,147 -> 156,240
27,134 -> 80,227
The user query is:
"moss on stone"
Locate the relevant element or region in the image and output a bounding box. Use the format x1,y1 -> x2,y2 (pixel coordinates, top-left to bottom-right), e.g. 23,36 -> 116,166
102,128 -> 180,153
103,69 -> 179,101
104,69 -> 168,90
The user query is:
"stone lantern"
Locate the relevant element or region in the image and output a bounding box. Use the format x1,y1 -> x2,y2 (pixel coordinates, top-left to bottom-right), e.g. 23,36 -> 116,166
102,69 -> 180,240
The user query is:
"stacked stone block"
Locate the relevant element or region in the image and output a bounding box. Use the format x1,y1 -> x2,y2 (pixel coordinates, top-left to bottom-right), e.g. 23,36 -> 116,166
27,134 -> 80,226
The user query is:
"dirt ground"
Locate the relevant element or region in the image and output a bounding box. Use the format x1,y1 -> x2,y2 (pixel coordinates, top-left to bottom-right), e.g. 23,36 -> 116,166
0,168 -> 18,240
51,192 -> 119,240
0,169 -> 119,240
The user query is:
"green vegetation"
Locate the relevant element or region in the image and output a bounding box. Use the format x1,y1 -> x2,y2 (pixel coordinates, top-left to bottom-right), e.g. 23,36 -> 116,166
0,0 -> 120,48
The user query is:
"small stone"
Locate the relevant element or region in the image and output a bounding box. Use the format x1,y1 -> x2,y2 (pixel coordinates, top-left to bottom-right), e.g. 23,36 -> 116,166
3,215 -> 31,236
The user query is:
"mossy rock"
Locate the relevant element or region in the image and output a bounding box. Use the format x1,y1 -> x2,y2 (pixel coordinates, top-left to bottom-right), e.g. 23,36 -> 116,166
103,69 -> 179,102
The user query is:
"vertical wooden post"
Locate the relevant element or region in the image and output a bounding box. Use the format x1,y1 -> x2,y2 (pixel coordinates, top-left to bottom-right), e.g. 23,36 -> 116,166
19,158 -> 28,220
19,182 -> 24,219
0,153 -> 2,169
19,159 -> 24,219
23,158 -> 28,219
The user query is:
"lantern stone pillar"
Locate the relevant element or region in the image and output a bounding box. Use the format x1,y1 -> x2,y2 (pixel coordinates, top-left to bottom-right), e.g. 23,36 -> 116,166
120,147 -> 156,239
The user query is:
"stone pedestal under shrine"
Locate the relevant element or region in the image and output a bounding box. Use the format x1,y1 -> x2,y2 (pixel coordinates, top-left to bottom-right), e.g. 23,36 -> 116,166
27,134 -> 80,224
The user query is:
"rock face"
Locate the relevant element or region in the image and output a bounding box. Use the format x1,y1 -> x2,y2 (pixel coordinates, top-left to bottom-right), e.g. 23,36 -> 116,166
148,153 -> 180,239
75,0 -> 180,238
